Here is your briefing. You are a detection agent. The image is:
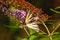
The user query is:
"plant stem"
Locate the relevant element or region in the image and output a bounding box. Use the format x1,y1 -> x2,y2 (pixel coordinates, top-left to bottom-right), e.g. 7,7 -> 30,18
49,35 -> 52,40
41,21 -> 50,35
24,27 -> 30,37
41,20 -> 52,40
51,24 -> 60,35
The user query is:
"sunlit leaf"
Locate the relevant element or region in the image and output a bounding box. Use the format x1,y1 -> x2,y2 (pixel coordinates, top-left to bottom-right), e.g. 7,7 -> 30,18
29,35 -> 37,40
29,29 -> 36,35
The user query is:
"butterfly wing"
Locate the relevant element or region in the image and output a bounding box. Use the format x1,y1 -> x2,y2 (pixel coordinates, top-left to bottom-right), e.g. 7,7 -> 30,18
26,22 -> 40,32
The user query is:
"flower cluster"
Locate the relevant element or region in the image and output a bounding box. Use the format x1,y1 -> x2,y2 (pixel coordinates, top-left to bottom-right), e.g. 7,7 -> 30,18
10,9 -> 26,19
0,3 -> 26,20
0,3 -> 9,15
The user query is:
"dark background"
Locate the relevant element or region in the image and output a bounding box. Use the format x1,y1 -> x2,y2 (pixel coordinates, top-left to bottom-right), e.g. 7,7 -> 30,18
25,0 -> 60,15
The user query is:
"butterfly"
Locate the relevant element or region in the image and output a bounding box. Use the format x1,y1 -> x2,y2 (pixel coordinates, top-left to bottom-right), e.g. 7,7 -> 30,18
25,10 -> 40,32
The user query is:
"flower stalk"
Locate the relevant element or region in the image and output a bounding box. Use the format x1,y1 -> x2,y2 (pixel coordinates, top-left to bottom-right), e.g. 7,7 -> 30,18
41,20 -> 52,40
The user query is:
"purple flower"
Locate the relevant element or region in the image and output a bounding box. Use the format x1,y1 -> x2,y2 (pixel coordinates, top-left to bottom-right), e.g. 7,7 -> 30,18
10,9 -> 26,19
11,9 -> 21,15
13,9 -> 21,13
0,4 -> 10,15
20,10 -> 26,18
34,17 -> 39,21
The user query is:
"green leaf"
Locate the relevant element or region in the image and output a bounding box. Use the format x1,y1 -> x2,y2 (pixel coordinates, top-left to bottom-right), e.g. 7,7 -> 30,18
37,21 -> 42,24
29,35 -> 37,40
21,38 -> 27,40
53,32 -> 59,35
29,29 -> 36,35
16,36 -> 28,40
45,20 -> 54,24
38,32 -> 46,35
52,33 -> 60,40
8,16 -> 19,28
16,36 -> 22,40
55,6 -> 60,9
10,6 -> 15,10
50,8 -> 60,14
39,35 -> 50,40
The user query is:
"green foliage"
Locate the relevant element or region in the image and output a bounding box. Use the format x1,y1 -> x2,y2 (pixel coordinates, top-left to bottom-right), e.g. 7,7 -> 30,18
15,31 -> 60,40
52,32 -> 60,40
50,6 -> 60,14
8,16 -> 19,28
40,36 -> 50,40
10,6 -> 15,10
50,8 -> 60,14
29,35 -> 37,40
29,29 -> 36,35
